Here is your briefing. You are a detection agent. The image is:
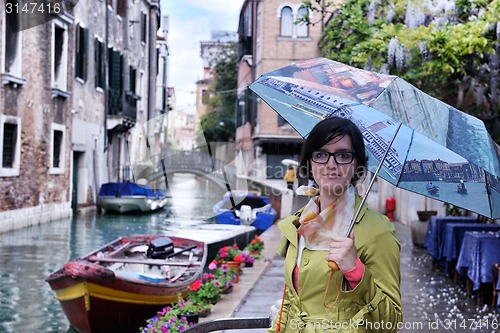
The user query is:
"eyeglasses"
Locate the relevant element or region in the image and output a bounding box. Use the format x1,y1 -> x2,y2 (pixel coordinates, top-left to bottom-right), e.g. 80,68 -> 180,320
311,151 -> 355,164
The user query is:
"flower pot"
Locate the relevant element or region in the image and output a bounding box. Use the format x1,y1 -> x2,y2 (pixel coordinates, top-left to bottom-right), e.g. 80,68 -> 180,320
177,313 -> 199,324
199,308 -> 211,317
417,210 -> 437,222
249,250 -> 260,256
222,285 -> 233,294
221,261 -> 242,273
244,261 -> 254,268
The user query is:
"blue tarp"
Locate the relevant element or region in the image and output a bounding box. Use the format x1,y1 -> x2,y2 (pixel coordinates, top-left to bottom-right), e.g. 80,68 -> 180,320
98,182 -> 164,198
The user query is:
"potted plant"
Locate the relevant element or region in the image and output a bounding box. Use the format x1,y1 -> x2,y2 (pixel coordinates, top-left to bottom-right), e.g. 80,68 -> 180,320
240,251 -> 256,267
210,260 -> 238,288
214,244 -> 244,272
140,304 -> 195,333
172,297 -> 200,324
416,197 -> 437,222
245,235 -> 265,255
187,270 -> 222,305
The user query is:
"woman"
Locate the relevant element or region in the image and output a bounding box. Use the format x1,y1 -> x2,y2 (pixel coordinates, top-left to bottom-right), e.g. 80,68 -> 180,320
269,117 -> 402,333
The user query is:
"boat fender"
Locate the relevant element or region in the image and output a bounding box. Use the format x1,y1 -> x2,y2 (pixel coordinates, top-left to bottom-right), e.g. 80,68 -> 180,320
239,205 -> 252,225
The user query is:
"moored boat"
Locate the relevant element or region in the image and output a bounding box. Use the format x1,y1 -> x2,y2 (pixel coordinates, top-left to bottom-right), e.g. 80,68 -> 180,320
46,235 -> 206,333
213,191 -> 277,232
97,182 -> 168,213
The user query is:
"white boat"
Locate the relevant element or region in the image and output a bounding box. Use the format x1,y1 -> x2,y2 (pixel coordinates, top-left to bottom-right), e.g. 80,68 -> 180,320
97,182 -> 168,213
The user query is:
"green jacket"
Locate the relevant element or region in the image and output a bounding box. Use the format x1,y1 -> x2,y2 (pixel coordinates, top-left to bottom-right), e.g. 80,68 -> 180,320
269,196 -> 402,333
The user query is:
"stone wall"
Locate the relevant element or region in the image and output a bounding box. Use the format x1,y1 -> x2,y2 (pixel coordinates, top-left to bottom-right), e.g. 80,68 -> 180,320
0,202 -> 72,234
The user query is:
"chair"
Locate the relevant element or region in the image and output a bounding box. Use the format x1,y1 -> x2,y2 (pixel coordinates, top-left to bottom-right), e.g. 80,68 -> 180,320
492,263 -> 500,308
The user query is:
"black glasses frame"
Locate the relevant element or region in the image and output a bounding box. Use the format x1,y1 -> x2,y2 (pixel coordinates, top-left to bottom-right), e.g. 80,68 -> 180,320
311,151 -> 355,164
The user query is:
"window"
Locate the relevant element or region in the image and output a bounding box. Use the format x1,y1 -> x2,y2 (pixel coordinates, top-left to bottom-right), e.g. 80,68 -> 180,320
2,0 -> 24,84
75,24 -> 88,81
50,123 -> 66,174
278,5 -> 310,39
141,13 -> 147,44
296,7 -> 309,37
201,89 -> 209,105
108,48 -> 123,91
117,0 -> 127,17
94,38 -> 105,89
129,66 -> 136,94
278,115 -> 286,127
52,20 -> 69,93
280,7 -> 293,37
0,115 -> 21,177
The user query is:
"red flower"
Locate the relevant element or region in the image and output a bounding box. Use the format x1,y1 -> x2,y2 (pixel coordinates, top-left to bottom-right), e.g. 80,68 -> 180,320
233,255 -> 243,263
189,279 -> 202,292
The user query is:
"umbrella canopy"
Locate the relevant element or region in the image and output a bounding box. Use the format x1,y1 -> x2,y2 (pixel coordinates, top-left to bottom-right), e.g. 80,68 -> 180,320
281,158 -> 299,167
249,58 -> 500,219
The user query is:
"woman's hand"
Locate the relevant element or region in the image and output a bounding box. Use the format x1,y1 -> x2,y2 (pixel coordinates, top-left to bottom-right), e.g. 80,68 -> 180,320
326,233 -> 357,272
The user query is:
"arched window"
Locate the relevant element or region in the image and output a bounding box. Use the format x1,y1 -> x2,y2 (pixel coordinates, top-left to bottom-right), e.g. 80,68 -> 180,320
280,6 -> 293,37
296,7 -> 308,37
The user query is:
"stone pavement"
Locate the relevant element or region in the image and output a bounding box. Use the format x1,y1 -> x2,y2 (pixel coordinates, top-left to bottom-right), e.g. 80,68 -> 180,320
200,189 -> 500,332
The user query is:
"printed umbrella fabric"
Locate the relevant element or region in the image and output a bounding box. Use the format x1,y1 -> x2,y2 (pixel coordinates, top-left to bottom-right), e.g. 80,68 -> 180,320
249,58 -> 500,219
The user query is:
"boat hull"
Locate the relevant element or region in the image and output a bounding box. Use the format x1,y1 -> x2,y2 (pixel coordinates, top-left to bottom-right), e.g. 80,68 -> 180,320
97,196 -> 167,213
97,182 -> 168,214
51,278 -> 185,333
46,235 -> 206,333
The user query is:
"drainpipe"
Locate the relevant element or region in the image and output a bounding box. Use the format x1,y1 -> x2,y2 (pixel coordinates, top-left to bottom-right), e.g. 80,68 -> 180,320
104,1 -> 109,153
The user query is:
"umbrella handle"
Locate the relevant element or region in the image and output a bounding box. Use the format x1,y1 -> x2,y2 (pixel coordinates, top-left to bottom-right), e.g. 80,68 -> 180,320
328,260 -> 340,271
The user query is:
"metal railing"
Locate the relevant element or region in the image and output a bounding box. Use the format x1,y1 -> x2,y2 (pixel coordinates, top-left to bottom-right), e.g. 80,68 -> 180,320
184,317 -> 271,332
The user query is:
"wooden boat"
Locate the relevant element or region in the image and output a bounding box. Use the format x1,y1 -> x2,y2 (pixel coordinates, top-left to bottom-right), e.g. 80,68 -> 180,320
46,235 -> 207,333
97,182 -> 168,213
213,191 -> 277,232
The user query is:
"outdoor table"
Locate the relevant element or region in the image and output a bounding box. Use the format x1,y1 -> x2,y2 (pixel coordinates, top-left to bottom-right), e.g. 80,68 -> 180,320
423,216 -> 477,263
441,223 -> 500,271
456,231 -> 500,296
497,271 -> 500,309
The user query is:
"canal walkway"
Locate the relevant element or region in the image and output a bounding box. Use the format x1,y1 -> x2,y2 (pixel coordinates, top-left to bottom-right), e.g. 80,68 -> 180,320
200,180 -> 500,332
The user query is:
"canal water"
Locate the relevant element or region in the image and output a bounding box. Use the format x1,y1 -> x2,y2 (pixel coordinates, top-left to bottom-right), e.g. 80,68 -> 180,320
0,174 -> 226,333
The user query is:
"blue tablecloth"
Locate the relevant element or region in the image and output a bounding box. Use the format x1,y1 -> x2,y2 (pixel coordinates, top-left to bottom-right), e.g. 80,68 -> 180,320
497,270 -> 500,308
456,231 -> 500,292
441,223 -> 500,270
423,216 -> 477,261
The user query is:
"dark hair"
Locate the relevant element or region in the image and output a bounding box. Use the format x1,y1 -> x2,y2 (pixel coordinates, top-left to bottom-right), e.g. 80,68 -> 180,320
298,117 -> 368,185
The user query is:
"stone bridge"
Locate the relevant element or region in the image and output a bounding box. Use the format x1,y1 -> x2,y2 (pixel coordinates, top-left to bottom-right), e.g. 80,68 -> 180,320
147,150 -> 237,191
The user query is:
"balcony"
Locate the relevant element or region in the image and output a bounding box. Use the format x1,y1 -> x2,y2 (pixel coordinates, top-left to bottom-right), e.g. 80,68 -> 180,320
107,88 -> 139,132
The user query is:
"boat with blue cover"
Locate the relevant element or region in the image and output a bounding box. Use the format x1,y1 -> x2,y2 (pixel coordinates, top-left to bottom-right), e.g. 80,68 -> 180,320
97,182 -> 168,213
213,191 -> 277,232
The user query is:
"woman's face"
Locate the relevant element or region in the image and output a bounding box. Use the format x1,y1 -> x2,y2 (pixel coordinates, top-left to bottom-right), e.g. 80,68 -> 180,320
311,134 -> 357,199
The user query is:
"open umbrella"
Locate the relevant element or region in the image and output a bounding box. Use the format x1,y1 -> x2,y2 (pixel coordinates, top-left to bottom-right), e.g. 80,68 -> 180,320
249,58 -> 500,220
281,158 -> 299,167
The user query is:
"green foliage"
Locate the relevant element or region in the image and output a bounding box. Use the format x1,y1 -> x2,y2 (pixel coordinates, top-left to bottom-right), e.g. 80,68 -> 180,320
308,0 -> 500,121
196,42 -> 237,145
187,275 -> 222,306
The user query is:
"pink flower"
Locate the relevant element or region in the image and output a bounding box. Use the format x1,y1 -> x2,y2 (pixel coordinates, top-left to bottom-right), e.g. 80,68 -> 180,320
208,262 -> 217,270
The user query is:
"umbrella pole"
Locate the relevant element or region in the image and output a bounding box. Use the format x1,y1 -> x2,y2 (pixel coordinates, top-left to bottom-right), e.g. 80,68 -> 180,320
328,123 -> 402,271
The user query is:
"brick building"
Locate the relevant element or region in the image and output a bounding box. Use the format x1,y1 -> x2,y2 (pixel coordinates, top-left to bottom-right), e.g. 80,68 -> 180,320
235,0 -> 324,181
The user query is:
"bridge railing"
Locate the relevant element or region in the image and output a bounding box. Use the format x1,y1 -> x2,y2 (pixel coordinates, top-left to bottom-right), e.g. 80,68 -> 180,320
134,150 -> 237,188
